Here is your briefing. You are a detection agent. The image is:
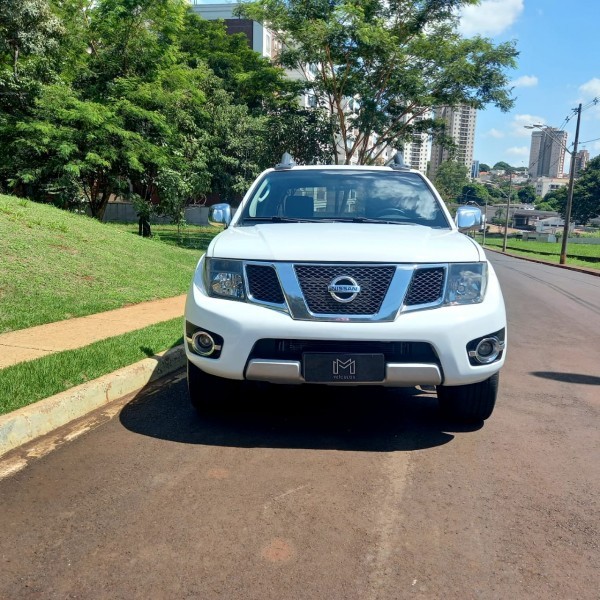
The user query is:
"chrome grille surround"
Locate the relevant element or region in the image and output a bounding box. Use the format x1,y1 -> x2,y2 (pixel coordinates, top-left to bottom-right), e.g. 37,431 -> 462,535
243,262 -> 448,322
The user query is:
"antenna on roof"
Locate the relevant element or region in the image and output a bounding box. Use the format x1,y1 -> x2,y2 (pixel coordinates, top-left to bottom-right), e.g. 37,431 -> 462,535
387,151 -> 409,171
275,152 -> 297,170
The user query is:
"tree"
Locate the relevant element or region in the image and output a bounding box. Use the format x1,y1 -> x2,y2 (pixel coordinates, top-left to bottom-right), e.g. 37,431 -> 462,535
479,163 -> 491,172
492,161 -> 513,172
0,0 -> 63,93
517,184 -> 537,204
433,160 -> 469,203
180,12 -> 333,166
237,0 -> 518,164
458,182 -> 489,205
180,12 -> 290,112
571,155 -> 600,224
540,187 -> 566,213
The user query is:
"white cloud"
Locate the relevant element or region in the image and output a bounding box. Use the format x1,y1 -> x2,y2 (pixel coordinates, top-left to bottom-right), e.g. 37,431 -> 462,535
505,146 -> 529,158
579,78 -> 600,97
578,79 -> 600,121
510,114 -> 547,137
488,128 -> 505,139
510,75 -> 538,88
458,0 -> 524,37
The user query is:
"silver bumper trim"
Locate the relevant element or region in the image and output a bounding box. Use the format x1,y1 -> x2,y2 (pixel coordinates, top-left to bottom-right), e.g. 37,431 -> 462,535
245,360 -> 442,386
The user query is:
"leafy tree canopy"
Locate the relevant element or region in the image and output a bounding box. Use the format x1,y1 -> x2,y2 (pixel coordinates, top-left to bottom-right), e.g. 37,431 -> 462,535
458,182 -> 489,205
0,0 -> 64,113
491,161 -> 513,172
571,155 -> 600,224
517,184 -> 537,204
433,160 -> 469,203
237,0 -> 518,164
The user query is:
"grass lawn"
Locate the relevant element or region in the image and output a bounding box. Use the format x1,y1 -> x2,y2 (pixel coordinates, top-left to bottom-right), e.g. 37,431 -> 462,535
0,195 -> 218,332
0,318 -> 183,416
476,232 -> 600,270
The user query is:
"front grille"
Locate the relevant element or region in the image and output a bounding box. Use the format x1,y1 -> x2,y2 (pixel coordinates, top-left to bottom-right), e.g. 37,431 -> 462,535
295,265 -> 395,315
249,339 -> 439,364
404,267 -> 445,306
246,264 -> 285,304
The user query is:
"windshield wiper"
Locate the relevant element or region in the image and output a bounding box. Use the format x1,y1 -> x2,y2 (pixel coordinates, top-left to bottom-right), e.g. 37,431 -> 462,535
328,217 -> 419,225
243,216 -> 322,223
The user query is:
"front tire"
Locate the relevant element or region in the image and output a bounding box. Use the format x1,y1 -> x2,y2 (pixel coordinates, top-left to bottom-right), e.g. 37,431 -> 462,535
187,359 -> 239,415
436,372 -> 499,423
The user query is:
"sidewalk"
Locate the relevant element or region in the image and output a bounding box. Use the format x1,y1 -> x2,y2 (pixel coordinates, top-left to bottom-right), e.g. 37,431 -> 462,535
0,295 -> 187,369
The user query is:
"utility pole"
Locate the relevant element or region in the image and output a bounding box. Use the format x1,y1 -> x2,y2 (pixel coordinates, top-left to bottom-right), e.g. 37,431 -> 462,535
560,103 -> 582,265
502,170 -> 513,253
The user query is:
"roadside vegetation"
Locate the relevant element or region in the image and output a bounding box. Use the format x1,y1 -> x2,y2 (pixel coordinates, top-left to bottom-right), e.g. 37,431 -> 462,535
479,232 -> 600,269
0,319 -> 183,415
0,194 -> 215,332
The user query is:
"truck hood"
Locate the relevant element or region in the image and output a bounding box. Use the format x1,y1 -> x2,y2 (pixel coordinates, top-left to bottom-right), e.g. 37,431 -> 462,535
208,223 -> 484,263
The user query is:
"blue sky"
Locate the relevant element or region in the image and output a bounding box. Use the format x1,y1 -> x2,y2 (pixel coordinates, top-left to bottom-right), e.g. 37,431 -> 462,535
458,0 -> 600,169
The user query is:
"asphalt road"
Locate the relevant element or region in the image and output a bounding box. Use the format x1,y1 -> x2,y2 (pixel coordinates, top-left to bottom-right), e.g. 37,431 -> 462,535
1,253 -> 599,600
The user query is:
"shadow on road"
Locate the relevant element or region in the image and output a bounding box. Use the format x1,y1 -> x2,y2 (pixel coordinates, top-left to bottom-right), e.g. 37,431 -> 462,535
531,371 -> 600,386
119,371 -> 483,452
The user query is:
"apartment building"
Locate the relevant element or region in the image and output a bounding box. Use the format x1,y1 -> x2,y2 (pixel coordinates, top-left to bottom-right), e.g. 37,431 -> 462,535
427,105 -> 477,181
399,110 -> 431,175
528,128 -> 568,179
574,149 -> 590,177
534,176 -> 568,198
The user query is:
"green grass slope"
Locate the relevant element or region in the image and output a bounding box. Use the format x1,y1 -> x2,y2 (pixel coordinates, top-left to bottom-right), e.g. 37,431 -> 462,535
0,195 -> 213,333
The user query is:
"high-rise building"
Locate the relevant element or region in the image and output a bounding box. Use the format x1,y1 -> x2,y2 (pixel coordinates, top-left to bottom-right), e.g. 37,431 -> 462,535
528,128 -> 568,179
400,110 -> 431,175
574,149 -> 590,177
427,105 -> 477,181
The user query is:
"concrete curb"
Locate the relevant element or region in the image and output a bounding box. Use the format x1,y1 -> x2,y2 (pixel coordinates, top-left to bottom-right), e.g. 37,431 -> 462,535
0,345 -> 186,459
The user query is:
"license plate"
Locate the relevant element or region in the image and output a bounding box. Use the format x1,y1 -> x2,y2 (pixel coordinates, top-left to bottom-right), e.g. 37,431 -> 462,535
303,353 -> 385,383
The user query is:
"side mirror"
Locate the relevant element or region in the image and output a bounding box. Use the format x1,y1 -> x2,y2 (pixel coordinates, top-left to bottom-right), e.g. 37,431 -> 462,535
208,203 -> 232,228
455,205 -> 482,231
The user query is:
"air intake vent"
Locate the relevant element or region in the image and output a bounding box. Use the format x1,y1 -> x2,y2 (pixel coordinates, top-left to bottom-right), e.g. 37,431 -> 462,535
405,267 -> 445,305
246,264 -> 285,304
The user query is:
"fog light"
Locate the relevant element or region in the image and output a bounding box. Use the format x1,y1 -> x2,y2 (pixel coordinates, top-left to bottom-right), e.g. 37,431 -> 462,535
192,331 -> 216,356
468,336 -> 503,364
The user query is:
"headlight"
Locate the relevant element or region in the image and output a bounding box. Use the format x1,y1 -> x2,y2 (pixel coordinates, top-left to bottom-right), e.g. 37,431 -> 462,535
444,263 -> 487,305
204,258 -> 246,300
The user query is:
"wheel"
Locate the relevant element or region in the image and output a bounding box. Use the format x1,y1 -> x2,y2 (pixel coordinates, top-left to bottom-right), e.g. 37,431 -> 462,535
436,372 -> 499,423
187,359 -> 240,415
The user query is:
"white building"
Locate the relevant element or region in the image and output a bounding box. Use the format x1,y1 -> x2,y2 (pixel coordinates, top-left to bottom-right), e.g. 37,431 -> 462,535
400,110 -> 431,175
534,177 -> 568,198
189,2 -> 278,59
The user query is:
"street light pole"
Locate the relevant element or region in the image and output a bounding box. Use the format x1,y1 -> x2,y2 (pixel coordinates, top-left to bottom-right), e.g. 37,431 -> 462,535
560,103 -> 582,264
502,170 -> 513,253
483,194 -> 488,246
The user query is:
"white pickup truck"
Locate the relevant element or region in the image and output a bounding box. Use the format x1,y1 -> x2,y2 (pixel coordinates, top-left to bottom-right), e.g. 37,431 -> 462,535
184,153 -> 507,423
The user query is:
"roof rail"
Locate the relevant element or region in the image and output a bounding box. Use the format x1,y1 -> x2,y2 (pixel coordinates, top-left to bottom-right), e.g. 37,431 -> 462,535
387,151 -> 410,171
275,152 -> 297,170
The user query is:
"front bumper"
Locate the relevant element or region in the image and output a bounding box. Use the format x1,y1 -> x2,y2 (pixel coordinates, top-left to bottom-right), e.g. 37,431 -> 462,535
184,277 -> 507,387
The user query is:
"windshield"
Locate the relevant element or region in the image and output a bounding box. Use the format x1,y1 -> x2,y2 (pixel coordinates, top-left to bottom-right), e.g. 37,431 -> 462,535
237,169 -> 450,228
